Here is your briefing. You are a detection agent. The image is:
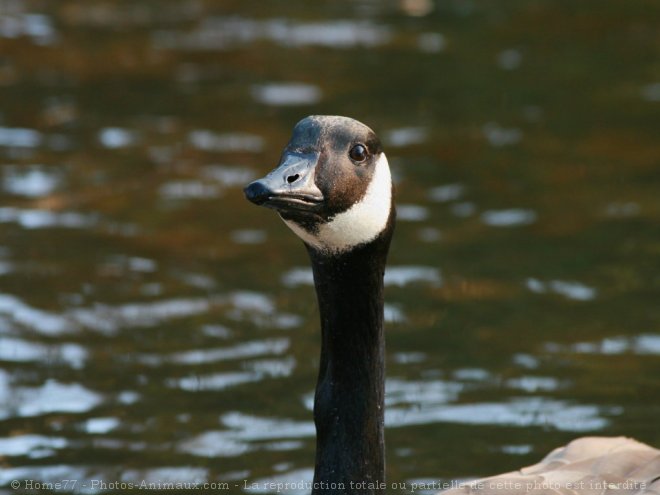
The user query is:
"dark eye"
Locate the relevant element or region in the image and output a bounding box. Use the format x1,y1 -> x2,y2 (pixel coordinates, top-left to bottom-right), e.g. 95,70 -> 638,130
349,144 -> 368,163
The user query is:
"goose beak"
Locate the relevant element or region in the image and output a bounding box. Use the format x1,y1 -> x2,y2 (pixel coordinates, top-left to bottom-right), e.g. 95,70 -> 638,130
244,151 -> 324,213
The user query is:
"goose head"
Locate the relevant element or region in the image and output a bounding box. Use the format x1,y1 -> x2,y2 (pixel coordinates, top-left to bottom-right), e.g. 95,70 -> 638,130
244,115 -> 394,255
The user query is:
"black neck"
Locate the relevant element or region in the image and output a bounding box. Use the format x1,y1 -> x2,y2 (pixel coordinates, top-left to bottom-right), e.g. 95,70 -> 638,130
306,219 -> 394,495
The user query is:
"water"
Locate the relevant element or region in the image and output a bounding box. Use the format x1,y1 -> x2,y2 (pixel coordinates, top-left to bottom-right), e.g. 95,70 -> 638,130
1,1 -> 659,493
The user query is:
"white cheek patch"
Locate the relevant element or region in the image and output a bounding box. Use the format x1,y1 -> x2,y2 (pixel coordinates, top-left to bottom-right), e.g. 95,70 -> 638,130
282,153 -> 392,254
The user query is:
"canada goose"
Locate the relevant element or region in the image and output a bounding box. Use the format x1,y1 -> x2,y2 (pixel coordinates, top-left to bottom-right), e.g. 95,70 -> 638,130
244,116 -> 660,495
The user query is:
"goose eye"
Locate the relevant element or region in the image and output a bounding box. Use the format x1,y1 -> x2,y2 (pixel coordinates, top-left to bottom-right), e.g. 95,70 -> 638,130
349,144 -> 368,163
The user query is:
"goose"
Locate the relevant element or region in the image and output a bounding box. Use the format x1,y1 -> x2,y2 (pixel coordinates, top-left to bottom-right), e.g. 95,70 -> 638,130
244,115 -> 660,495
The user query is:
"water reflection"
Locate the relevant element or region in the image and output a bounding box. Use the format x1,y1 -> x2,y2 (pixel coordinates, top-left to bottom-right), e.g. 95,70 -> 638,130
0,208 -> 97,230
481,122 -> 523,147
397,204 -> 429,221
0,337 -> 86,368
0,293 -> 70,335
251,83 -> 322,106
386,398 -> 612,432
98,127 -> 138,149
428,184 -> 464,203
384,127 -> 428,147
231,229 -> 267,245
450,201 -> 476,217
1,0 -> 658,491
417,32 -> 446,53
500,444 -> 532,455
481,208 -> 536,227
525,278 -> 596,301
496,49 -> 523,71
0,466 -> 90,490
2,379 -> 102,418
641,83 -> 660,102
70,297 -> 213,334
201,165 -> 256,188
604,201 -> 640,218
61,290 -> 302,335
121,467 -> 209,486
0,127 -> 42,148
0,434 -> 67,458
2,165 -> 61,197
506,376 -> 564,393
176,372 -> 612,461
144,338 -> 290,366
84,417 -> 121,435
179,413 -> 315,457
546,334 -> 660,356
159,180 -> 220,200
188,131 -> 264,153
245,469 -> 314,495
152,18 -> 392,51
168,360 -> 294,392
0,12 -> 56,44
282,265 -> 442,288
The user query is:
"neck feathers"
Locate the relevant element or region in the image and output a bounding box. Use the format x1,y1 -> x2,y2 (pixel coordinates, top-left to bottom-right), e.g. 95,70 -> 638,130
307,213 -> 394,495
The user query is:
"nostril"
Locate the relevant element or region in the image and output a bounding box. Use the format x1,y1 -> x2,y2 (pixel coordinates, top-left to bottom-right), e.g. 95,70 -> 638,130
287,174 -> 300,184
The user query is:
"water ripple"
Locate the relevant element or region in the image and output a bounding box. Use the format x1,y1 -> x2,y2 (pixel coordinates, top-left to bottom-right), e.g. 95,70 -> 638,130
481,208 -> 536,227
497,48 -> 523,70
168,357 -> 295,391
0,337 -> 87,368
188,130 -> 264,153
230,229 -> 267,245
0,207 -> 97,230
98,127 -> 138,149
385,266 -> 442,287
0,434 -> 67,458
386,398 -> 613,432
0,293 -> 71,335
482,122 -> 523,147
69,297 -> 213,334
121,467 -> 209,485
386,378 -> 461,406
396,204 -> 429,222
418,32 -> 446,53
9,290 -> 297,336
281,266 -> 442,288
153,17 -> 391,51
506,376 -> 564,393
201,165 -> 256,187
546,334 -> 660,356
428,183 -> 464,203
251,83 -> 322,106
2,379 -> 102,418
0,127 -> 42,148
525,278 -> 597,301
244,469 -> 314,494
0,13 -> 57,45
384,127 -> 428,147
641,82 -> 660,102
2,165 -> 61,197
0,466 -> 90,488
84,417 -> 121,434
142,338 -> 290,366
159,180 -> 220,200
179,412 -> 314,457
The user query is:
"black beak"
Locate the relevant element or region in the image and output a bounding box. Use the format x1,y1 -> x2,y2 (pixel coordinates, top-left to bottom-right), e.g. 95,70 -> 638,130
244,151 -> 324,211
243,180 -> 271,206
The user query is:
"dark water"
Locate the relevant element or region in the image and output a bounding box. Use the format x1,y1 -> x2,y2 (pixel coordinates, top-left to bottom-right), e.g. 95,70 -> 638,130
1,1 -> 659,493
